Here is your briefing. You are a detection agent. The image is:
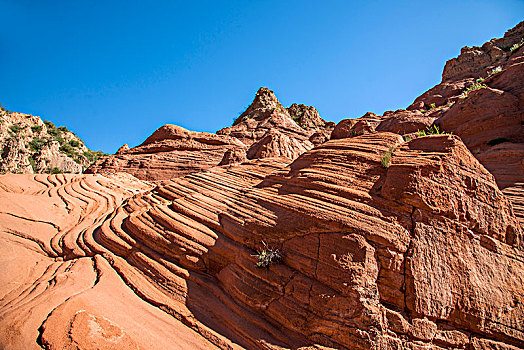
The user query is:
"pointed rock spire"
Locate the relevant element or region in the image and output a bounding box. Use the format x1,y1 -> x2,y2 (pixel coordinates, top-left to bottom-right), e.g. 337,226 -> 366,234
233,87 -> 287,125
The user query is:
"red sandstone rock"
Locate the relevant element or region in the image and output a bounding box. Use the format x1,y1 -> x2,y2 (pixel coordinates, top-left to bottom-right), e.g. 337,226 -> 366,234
2,132 -> 522,349
330,112 -> 382,139
86,124 -> 247,181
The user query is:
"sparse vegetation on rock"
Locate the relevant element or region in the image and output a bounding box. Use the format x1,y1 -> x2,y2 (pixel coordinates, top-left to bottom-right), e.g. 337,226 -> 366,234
381,146 -> 395,168
253,242 -> 281,268
0,106 -> 104,174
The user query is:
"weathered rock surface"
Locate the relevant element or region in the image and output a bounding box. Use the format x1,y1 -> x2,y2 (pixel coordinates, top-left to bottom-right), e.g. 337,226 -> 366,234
218,87 -> 333,158
1,132 -> 523,349
0,107 -> 104,174
331,21 -> 524,226
442,21 -> 524,82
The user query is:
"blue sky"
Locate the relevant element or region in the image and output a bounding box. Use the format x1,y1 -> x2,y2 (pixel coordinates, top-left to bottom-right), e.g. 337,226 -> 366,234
1,1 -> 522,153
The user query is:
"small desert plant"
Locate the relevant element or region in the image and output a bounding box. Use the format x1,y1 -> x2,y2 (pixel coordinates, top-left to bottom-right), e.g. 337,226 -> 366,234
459,80 -> 488,99
416,125 -> 452,137
83,150 -> 106,163
403,135 -> 412,142
49,167 -> 62,174
69,139 -> 80,148
487,66 -> 502,77
429,103 -> 436,110
28,155 -> 37,172
9,124 -> 23,134
381,146 -> 395,169
487,137 -> 510,146
510,38 -> 524,53
253,241 -> 281,269
28,137 -> 48,151
43,120 -> 55,129
31,125 -> 43,133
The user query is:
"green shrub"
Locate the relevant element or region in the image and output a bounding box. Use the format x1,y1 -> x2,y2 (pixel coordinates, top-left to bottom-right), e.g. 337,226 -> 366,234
44,120 -> 56,129
28,138 -> 48,151
31,125 -> 43,133
9,124 -> 23,134
487,137 -> 510,146
253,242 -> 281,268
69,139 -> 80,147
47,126 -> 60,138
28,155 -> 37,172
57,126 -> 69,132
416,125 -> 452,137
488,66 -> 502,77
83,150 -> 106,163
459,80 -> 488,99
59,143 -> 79,158
49,167 -> 62,174
510,38 -> 524,53
429,103 -> 436,110
381,146 -> 395,169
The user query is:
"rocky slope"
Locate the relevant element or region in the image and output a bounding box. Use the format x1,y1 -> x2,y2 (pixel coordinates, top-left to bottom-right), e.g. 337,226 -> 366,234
0,106 -> 105,174
333,22 -> 524,225
1,133 -> 523,349
1,21 -> 524,350
87,88 -> 333,181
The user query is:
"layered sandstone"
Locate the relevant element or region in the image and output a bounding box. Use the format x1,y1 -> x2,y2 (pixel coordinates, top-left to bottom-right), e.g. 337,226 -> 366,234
1,19 -> 524,350
1,132 -> 523,349
331,21 -> 524,225
86,124 -> 247,181
87,88 -> 333,181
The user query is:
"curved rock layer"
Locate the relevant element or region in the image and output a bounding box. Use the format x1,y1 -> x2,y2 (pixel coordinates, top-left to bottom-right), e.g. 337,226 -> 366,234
1,132 -> 523,349
85,124 -> 248,181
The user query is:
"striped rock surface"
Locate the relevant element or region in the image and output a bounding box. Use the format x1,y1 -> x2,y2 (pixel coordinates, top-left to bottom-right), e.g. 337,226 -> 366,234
1,132 -> 523,349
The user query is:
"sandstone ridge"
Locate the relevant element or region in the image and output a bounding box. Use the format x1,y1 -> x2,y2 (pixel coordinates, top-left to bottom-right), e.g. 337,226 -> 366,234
87,87 -> 333,180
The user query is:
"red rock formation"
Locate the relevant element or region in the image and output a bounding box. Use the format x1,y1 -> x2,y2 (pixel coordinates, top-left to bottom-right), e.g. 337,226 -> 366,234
86,124 -> 247,181
218,87 -> 332,158
88,88 -> 332,181
331,21 -> 524,226
2,19 -> 524,350
442,21 -> 524,82
1,132 -> 523,349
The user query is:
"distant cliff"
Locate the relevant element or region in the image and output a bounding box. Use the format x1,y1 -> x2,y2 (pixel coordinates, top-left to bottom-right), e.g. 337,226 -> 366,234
0,106 -> 105,174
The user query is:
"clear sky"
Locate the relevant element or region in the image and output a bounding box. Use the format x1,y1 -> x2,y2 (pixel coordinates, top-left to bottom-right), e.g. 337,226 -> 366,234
1,1 -> 522,153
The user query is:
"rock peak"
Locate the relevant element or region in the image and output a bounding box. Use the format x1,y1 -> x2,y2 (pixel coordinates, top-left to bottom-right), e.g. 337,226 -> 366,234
233,87 -> 286,125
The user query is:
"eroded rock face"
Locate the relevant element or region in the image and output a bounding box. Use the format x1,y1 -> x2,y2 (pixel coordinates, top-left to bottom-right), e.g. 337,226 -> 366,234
331,21 -> 524,227
442,21 -> 524,82
0,108 -> 102,174
1,132 -> 522,349
2,19 -> 524,350
218,87 -> 332,160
